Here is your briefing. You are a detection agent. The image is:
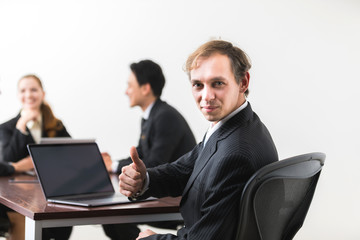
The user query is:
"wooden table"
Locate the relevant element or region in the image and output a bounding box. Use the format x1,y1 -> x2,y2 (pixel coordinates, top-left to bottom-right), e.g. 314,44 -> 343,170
0,174 -> 181,240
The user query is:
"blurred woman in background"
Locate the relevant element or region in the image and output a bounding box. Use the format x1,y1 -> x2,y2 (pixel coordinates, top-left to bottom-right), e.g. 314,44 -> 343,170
0,74 -> 72,240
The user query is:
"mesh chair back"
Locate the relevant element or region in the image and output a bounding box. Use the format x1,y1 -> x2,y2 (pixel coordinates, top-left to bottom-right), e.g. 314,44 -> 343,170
236,152 -> 325,240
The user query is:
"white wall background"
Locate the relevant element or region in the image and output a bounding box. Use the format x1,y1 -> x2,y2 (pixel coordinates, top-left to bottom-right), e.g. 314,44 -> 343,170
1,0 -> 359,239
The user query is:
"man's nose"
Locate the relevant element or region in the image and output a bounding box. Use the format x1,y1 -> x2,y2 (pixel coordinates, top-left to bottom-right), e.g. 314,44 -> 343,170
202,85 -> 215,101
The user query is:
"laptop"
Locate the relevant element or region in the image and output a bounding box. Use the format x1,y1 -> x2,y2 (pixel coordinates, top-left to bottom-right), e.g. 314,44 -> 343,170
27,142 -> 131,207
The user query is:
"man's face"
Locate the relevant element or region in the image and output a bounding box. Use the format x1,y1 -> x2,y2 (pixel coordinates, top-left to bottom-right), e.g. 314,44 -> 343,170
125,71 -> 144,108
190,53 -> 248,124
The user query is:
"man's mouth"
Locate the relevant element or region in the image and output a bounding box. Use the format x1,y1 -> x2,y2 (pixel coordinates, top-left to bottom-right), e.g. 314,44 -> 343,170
201,105 -> 218,113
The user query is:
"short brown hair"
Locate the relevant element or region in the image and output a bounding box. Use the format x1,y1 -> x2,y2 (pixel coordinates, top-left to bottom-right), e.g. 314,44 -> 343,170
185,40 -> 251,96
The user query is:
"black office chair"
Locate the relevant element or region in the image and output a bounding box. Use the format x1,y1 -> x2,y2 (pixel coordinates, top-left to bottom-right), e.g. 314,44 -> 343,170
0,217 -> 10,238
235,152 -> 325,240
0,204 -> 10,238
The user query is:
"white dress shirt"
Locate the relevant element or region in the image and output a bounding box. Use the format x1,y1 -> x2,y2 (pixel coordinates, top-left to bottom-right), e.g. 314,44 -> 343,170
203,100 -> 248,147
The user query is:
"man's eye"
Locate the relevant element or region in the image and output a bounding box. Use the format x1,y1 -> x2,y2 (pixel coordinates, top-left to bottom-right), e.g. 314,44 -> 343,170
214,81 -> 224,86
193,83 -> 203,88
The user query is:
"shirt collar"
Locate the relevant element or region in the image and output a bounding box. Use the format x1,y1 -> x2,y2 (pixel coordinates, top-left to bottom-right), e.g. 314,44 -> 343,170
212,100 -> 248,129
203,100 -> 248,146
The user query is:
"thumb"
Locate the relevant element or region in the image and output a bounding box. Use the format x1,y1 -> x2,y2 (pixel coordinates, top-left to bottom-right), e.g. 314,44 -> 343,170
129,146 -> 142,170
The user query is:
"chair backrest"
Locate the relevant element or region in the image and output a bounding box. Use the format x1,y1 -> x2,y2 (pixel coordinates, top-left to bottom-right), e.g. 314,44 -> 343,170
0,217 -> 10,237
235,152 -> 325,240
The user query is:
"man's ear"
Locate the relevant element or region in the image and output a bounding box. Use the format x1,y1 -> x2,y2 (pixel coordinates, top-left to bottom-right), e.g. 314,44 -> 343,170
239,72 -> 250,93
141,83 -> 152,96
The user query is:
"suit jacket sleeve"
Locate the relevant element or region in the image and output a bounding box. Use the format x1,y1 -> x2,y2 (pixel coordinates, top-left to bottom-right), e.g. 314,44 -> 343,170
143,154 -> 255,240
0,162 -> 15,176
0,117 -> 34,163
143,144 -> 201,198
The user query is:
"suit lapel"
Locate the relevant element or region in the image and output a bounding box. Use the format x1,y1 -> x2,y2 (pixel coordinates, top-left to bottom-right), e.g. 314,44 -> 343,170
181,103 -> 254,198
182,132 -> 219,197
140,99 -> 162,142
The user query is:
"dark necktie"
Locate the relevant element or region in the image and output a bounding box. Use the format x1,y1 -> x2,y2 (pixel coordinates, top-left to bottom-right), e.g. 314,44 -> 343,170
141,118 -> 147,140
141,118 -> 147,129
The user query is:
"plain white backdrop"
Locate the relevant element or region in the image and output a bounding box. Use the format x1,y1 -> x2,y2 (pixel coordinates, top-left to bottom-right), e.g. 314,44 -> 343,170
1,0 -> 359,239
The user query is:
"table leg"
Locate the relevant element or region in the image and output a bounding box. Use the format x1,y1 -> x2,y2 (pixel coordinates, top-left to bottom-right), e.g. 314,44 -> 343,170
25,217 -> 42,240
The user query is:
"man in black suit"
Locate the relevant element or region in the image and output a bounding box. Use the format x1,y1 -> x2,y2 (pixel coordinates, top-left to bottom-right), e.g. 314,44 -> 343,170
119,40 -> 278,240
102,60 -> 196,240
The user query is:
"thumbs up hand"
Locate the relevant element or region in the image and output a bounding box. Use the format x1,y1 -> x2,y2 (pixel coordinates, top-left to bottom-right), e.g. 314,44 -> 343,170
129,146 -> 146,174
119,146 -> 147,197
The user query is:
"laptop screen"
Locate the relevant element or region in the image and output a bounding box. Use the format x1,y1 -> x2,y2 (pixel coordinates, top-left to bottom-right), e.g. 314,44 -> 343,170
28,143 -> 114,198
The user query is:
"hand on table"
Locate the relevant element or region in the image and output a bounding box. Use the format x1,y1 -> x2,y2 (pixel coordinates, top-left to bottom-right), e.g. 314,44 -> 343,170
101,152 -> 113,172
136,229 -> 157,239
11,156 -> 34,173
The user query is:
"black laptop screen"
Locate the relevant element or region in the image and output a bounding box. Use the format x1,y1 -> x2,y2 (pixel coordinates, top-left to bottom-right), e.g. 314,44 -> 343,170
28,143 -> 114,198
